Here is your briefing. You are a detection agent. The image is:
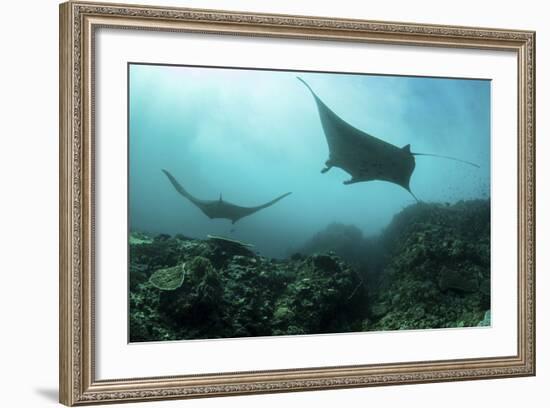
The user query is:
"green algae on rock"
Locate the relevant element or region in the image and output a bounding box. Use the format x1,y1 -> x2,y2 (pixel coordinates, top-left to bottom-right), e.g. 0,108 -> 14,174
149,263 -> 186,291
129,231 -> 154,246
478,310 -> 491,327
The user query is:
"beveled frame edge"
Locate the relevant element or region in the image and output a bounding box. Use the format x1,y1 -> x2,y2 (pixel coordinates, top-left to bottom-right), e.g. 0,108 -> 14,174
59,0 -> 535,405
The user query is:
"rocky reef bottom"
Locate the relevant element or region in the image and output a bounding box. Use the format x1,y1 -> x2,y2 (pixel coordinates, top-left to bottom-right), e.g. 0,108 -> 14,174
129,199 -> 491,342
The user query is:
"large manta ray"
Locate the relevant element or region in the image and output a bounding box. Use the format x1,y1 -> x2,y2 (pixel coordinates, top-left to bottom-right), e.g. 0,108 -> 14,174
297,77 -> 478,201
162,170 -> 292,224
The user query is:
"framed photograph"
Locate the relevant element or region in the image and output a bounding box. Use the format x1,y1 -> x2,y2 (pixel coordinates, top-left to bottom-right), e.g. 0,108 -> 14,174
59,1 -> 536,405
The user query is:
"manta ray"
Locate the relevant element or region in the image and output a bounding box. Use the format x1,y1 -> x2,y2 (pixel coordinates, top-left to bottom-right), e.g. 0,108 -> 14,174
162,169 -> 292,224
297,77 -> 479,201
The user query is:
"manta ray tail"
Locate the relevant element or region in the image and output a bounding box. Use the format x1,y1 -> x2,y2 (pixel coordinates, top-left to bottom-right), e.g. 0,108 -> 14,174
407,188 -> 420,203
412,152 -> 480,168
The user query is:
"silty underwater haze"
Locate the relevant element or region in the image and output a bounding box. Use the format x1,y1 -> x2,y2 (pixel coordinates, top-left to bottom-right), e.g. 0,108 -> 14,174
129,64 -> 490,259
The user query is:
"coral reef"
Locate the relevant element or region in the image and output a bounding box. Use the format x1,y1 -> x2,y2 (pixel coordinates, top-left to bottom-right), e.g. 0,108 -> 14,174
369,200 -> 491,330
129,199 -> 490,342
129,233 -> 366,341
298,223 -> 365,265
296,222 -> 387,296
271,253 -> 367,336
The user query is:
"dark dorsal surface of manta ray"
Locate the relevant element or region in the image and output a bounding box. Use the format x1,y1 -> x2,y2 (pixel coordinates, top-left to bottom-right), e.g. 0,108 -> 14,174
297,77 -> 479,201
162,169 -> 292,224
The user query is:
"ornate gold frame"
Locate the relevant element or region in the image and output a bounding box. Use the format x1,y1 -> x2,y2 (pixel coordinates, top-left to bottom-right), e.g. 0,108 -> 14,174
59,1 -> 536,405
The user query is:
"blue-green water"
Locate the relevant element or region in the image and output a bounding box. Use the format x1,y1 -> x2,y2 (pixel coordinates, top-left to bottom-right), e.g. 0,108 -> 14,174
129,64 -> 490,258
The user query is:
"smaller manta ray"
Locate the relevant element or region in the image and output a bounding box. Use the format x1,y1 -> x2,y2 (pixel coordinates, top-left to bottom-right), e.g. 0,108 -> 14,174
162,169 -> 292,224
297,77 -> 479,201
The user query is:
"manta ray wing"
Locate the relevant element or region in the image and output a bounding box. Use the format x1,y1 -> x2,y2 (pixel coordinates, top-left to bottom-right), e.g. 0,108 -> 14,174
162,169 -> 211,205
229,192 -> 293,224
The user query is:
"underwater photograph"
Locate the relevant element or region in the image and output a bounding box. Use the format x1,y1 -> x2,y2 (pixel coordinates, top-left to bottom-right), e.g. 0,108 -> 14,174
128,63 -> 491,343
